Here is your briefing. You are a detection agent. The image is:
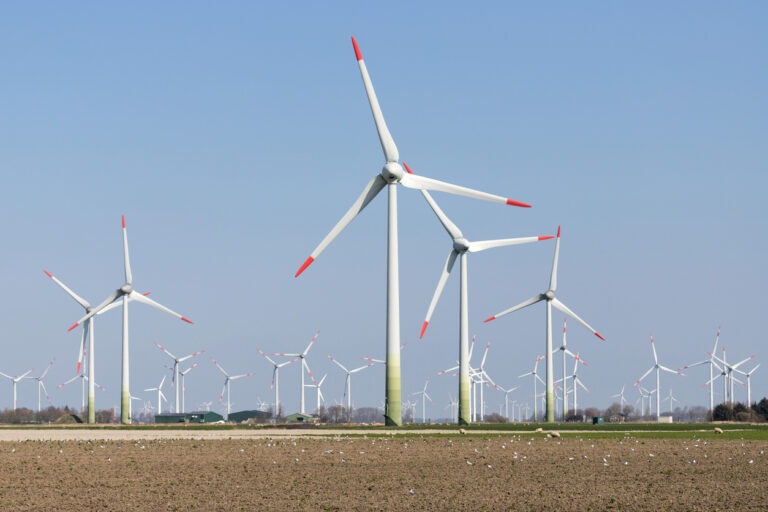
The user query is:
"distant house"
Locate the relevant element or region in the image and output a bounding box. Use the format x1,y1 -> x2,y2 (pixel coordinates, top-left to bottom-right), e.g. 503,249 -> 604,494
154,411 -> 224,424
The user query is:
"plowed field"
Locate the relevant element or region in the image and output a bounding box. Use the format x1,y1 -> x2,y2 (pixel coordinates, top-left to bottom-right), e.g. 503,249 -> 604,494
0,429 -> 766,511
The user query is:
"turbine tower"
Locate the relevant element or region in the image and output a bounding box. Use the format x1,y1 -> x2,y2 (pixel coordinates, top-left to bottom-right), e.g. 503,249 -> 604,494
273,331 -> 319,415
211,357 -> 254,420
258,349 -> 296,419
635,336 -> 683,418
485,227 -> 605,422
154,342 -> 204,414
66,216 -> 193,424
27,358 -> 55,413
294,37 -> 530,426
328,355 -> 373,418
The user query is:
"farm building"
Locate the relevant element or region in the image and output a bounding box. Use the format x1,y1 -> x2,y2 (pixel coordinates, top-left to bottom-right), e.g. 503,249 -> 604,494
154,411 -> 224,424
283,413 -> 315,423
227,410 -> 272,423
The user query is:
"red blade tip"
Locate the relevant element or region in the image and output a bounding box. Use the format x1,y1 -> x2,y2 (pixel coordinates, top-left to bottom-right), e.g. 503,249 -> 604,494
483,316 -> 496,323
506,199 -> 531,208
403,162 -> 414,174
351,36 -> 362,61
538,235 -> 554,241
595,332 -> 606,341
419,321 -> 429,339
557,225 -> 561,237
76,362 -> 81,374
44,270 -> 52,278
295,256 -> 315,277
181,317 -> 193,324
122,215 -> 126,228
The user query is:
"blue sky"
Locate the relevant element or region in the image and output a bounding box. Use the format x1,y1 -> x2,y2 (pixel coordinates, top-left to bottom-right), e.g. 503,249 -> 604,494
1,2 -> 765,419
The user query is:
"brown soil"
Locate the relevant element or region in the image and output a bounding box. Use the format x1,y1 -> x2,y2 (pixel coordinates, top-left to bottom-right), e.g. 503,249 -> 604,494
0,431 -> 766,511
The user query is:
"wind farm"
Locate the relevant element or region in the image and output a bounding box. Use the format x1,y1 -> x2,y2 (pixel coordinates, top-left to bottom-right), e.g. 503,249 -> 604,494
0,4 -> 766,510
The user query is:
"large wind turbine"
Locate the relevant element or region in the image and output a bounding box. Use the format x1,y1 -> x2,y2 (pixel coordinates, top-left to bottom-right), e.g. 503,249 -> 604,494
413,176 -> 551,425
328,355 -> 373,416
66,216 -> 193,424
273,331 -> 319,415
0,368 -> 33,410
294,37 -> 530,426
682,328 -> 722,412
485,227 -> 605,422
155,342 -> 204,414
44,269 -> 131,423
258,349 -> 296,419
635,336 -> 683,418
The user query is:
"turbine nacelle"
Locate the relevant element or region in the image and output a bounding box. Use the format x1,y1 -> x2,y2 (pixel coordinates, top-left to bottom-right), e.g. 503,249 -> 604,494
121,284 -> 133,294
381,162 -> 404,183
545,290 -> 555,300
452,238 -> 470,253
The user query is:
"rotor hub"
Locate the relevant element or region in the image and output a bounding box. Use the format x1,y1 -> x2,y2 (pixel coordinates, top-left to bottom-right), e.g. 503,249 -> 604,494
453,239 -> 470,253
545,290 -> 555,300
121,284 -> 133,294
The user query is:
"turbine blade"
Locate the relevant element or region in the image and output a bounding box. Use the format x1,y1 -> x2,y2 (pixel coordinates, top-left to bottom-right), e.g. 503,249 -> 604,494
295,174 -> 386,277
122,215 -> 132,285
468,235 -> 553,253
420,250 -> 458,338
68,290 -> 121,331
129,291 -> 193,324
399,172 -> 530,208
43,270 -> 91,309
650,336 -> 659,364
550,298 -> 605,341
549,226 -> 561,291
402,165 -> 463,240
351,36 -> 399,163
484,294 -> 545,323
302,330 -> 320,357
636,367 -> 654,384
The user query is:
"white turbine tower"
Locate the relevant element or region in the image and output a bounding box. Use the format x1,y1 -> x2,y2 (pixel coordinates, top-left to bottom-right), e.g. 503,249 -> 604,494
294,37 -> 530,426
412,380 -> 432,423
711,347 -> 754,405
560,353 -> 589,420
211,358 -> 254,420
155,342 -> 204,414
518,355 -> 546,423
258,349 -> 296,419
0,368 -> 33,411
485,227 -> 605,423
144,375 -> 167,415
66,216 -> 193,424
272,331 -> 319,415
635,336 -> 683,419
328,355 -> 373,417
412,171 -> 550,426
27,359 -> 55,413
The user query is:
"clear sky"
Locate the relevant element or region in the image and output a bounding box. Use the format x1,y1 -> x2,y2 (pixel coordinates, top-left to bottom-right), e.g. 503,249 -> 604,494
1,2 -> 765,419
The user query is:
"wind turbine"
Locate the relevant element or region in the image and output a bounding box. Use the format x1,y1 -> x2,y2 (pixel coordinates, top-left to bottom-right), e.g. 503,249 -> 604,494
154,342 -> 204,414
58,370 -> 105,416
412,170 -> 550,426
737,364 -> 760,406
611,385 -> 629,410
211,357 -> 254,420
682,328 -> 722,412
258,349 -> 296,419
552,318 -> 587,420
304,373 -> 327,416
635,336 -> 683,418
44,269 -> 133,423
485,226 -> 605,423
711,347 -> 754,405
293,37 -> 531,426
500,385 -> 519,421
272,331 -> 319,415
328,355 -> 373,417
27,358 -> 55,413
0,368 -> 33,411
178,362 -> 199,414
412,380 -> 432,423
561,352 -> 588,419
65,216 -> 193,424
144,375 -> 167,415
519,355 -> 546,422
662,388 -> 679,414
